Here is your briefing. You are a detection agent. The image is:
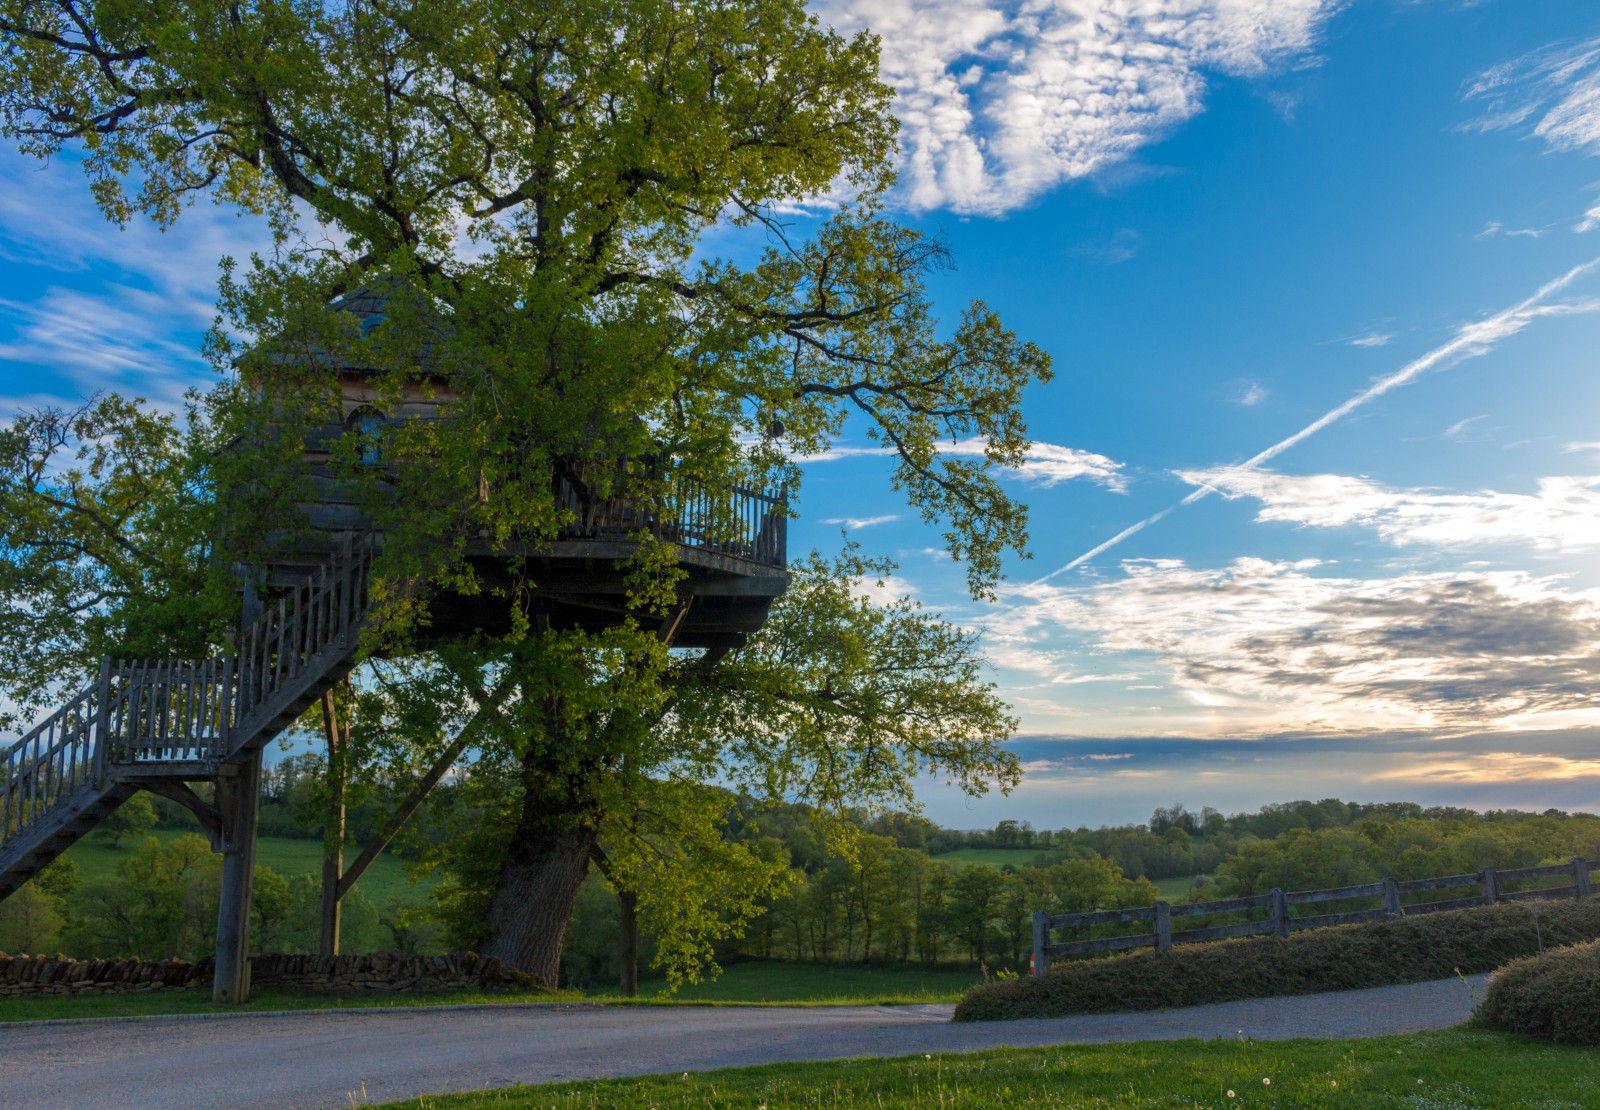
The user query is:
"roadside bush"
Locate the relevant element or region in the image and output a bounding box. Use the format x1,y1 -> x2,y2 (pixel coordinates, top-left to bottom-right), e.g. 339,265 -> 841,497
954,898 -> 1600,1021
1476,941 -> 1600,1044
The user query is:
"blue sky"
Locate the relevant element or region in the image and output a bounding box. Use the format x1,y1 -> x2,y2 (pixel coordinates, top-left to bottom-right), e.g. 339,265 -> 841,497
4,0 -> 1600,830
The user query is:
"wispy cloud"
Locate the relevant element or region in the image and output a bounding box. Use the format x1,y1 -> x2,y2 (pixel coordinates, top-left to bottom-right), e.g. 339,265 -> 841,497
1475,220 -> 1545,240
816,0 -> 1339,214
822,514 -> 901,529
1035,259 -> 1600,581
1348,332 -> 1393,348
1236,383 -> 1269,406
1463,36 -> 1600,155
1577,201 -> 1600,234
1177,467 -> 1600,553
0,154 -> 272,412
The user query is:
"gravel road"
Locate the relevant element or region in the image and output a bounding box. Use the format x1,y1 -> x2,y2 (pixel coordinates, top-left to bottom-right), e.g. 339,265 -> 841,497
0,974 -> 1489,1110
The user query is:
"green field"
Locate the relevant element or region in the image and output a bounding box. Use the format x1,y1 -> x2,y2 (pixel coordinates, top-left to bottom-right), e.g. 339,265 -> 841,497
1151,874 -> 1212,900
929,847 -> 1059,868
380,1030 -> 1600,1108
62,828 -> 435,909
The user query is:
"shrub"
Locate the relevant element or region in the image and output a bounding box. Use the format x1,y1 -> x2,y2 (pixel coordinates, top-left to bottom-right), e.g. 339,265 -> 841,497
1476,941 -> 1600,1044
953,898 -> 1600,1021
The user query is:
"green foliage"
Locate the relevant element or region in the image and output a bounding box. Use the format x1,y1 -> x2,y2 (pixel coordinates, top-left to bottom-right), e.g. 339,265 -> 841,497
953,899 -> 1600,1021
62,834 -> 294,960
0,883 -> 64,954
99,792 -> 158,849
1477,940 -> 1600,1045
0,396 -> 236,724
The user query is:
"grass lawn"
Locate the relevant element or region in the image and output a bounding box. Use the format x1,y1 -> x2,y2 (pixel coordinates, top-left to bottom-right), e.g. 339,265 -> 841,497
591,960 -> 984,1004
930,848 -> 1058,868
379,1029 -> 1600,1108
62,829 -> 434,909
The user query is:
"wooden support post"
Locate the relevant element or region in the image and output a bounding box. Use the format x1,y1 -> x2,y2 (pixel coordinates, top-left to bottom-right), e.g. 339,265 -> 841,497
318,688 -> 346,959
213,750 -> 262,1004
1382,876 -> 1402,920
1154,900 -> 1172,954
1480,866 -> 1499,907
1576,858 -> 1593,900
1032,910 -> 1050,977
1270,888 -> 1289,939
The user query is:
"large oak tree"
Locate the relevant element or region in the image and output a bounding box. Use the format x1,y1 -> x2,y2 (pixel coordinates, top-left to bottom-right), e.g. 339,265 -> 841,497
0,0 -> 1050,983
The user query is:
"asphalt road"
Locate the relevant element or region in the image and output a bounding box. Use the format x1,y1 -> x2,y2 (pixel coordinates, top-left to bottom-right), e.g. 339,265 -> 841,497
0,974 -> 1489,1110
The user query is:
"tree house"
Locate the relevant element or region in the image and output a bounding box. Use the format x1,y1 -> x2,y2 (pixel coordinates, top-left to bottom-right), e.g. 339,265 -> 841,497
264,286 -> 790,657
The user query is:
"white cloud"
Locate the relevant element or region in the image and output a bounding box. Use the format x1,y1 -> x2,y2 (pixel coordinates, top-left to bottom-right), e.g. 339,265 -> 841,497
996,559 -> 1600,735
821,514 -> 901,529
1236,383 -> 1268,406
803,436 -> 1129,491
1577,201 -> 1600,234
1348,332 -> 1392,347
816,0 -> 1339,214
1178,467 -> 1600,554
850,573 -> 920,604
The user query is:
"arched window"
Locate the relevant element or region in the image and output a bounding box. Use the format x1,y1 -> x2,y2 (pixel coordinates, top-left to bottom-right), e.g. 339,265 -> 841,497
345,406 -> 388,465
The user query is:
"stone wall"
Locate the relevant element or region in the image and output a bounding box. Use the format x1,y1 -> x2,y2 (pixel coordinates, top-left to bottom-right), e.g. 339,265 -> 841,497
0,951 -> 541,997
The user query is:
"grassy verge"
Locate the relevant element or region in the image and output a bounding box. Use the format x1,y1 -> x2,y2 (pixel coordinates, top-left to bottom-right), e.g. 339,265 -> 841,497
956,899 -> 1600,1022
0,985 -> 578,1023
0,960 -> 981,1022
377,1030 -> 1600,1108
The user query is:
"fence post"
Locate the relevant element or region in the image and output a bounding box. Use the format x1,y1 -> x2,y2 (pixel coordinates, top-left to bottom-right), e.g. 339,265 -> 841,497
1154,900 -> 1172,954
1574,858 -> 1592,899
1032,910 -> 1050,977
1382,876 -> 1401,920
1480,866 -> 1499,906
1270,888 -> 1289,939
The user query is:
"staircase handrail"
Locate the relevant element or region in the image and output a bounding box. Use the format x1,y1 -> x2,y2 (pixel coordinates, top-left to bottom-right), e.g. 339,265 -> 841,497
1,530 -> 378,855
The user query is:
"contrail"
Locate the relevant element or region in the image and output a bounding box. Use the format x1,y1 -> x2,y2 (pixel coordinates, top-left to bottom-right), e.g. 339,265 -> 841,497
1033,258 -> 1600,585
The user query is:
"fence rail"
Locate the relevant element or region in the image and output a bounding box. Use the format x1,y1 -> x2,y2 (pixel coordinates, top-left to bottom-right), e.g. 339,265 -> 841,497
1032,857 -> 1598,976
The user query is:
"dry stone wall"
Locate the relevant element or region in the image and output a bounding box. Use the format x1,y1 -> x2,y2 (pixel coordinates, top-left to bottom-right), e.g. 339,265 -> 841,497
0,951 -> 541,997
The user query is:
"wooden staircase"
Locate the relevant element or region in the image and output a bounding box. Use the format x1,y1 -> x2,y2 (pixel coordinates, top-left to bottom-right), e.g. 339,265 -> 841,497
0,533 -> 378,901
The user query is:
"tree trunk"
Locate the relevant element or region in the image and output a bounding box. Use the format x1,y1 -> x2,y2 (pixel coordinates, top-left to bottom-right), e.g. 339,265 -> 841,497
479,761 -> 599,986
618,889 -> 639,997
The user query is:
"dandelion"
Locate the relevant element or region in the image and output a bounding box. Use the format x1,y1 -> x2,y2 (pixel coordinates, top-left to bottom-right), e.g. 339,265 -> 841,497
1226,1092 -> 1235,1099
1263,1077 -> 1271,1086
1331,1080 -> 1338,1089
1418,1079 -> 1424,1085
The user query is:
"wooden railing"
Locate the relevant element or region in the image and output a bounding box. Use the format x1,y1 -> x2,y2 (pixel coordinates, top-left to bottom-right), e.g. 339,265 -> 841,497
553,463 -> 787,569
0,532 -> 376,860
0,669 -> 110,849
1031,858 -> 1598,976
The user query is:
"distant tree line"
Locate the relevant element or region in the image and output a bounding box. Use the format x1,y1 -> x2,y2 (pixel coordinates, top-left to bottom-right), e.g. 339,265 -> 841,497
8,791 -> 1599,990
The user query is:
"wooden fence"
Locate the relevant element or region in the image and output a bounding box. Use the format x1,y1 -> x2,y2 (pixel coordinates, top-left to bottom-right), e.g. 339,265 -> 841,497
1031,858 -> 1597,976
